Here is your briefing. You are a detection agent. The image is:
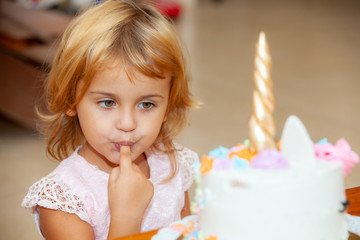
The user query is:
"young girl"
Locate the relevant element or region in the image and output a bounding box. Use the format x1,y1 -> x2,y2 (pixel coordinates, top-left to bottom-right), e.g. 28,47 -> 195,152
22,0 -> 199,239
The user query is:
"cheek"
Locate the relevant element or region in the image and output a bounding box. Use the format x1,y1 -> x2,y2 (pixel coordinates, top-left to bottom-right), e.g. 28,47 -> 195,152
77,109 -> 110,139
78,115 -> 97,140
141,114 -> 165,137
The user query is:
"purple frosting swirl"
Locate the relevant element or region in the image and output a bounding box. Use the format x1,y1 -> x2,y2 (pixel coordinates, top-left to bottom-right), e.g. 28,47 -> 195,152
251,149 -> 289,170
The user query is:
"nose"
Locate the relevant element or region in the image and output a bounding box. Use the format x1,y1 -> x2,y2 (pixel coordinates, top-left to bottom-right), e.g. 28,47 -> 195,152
115,108 -> 136,132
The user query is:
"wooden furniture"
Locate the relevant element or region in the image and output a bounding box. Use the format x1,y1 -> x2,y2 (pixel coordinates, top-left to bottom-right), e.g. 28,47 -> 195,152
113,187 -> 360,240
347,186 -> 360,216
347,187 -> 360,240
0,0 -> 72,129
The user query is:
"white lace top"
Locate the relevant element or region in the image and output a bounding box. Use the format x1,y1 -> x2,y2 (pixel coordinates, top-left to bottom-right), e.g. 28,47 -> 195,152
22,144 -> 199,240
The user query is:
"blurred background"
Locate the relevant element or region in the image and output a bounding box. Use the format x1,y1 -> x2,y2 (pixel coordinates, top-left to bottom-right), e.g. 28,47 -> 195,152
1,0 -> 360,239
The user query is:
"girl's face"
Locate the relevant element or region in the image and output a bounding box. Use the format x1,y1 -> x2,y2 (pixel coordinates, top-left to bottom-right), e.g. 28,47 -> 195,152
69,60 -> 170,171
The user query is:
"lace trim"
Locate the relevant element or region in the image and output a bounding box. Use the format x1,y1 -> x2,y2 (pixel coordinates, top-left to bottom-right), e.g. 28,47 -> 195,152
22,175 -> 90,224
347,214 -> 360,236
175,145 -> 199,191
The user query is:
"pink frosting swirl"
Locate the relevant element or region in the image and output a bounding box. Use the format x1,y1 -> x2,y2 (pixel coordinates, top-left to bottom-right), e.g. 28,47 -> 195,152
314,138 -> 359,176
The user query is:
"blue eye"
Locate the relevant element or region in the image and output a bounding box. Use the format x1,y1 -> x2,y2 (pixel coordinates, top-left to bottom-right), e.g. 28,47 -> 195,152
99,100 -> 115,108
139,102 -> 154,110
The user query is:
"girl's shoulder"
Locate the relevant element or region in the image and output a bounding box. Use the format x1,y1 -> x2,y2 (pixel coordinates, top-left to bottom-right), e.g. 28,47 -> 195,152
21,147 -> 109,224
173,143 -> 199,172
175,143 -> 199,160
146,143 -> 199,189
21,172 -> 91,224
174,143 -> 199,191
29,147 -> 108,191
147,143 -> 199,172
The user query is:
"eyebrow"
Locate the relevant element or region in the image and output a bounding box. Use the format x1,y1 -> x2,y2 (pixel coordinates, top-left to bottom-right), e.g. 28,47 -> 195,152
90,91 -> 117,98
89,91 -> 164,100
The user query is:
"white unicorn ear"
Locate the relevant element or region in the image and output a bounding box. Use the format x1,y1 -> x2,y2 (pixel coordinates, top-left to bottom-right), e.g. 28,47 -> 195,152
281,115 -> 317,165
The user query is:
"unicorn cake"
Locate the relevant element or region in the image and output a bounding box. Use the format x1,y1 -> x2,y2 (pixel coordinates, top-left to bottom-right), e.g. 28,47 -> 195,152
187,32 -> 359,240
151,32 -> 359,240
192,115 -> 358,240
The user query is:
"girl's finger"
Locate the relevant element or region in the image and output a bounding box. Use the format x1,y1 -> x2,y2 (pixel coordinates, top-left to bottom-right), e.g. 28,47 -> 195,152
109,167 -> 120,184
119,146 -> 132,171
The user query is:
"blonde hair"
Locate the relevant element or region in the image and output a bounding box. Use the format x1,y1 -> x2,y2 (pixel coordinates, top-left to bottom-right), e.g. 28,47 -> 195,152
39,0 -> 197,179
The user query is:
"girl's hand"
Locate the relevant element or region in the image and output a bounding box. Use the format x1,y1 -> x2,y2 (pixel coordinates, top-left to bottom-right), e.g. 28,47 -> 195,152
107,146 -> 154,238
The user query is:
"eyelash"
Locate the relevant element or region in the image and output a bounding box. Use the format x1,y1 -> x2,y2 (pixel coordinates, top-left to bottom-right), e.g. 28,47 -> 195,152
98,100 -> 155,110
99,100 -> 115,108
139,101 -> 155,110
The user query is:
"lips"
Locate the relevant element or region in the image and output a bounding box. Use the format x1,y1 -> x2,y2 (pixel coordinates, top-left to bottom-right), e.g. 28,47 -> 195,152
114,141 -> 134,151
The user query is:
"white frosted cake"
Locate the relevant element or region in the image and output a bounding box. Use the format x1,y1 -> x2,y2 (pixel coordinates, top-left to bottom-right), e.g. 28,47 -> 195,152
156,32 -> 360,240
192,115 -> 358,240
